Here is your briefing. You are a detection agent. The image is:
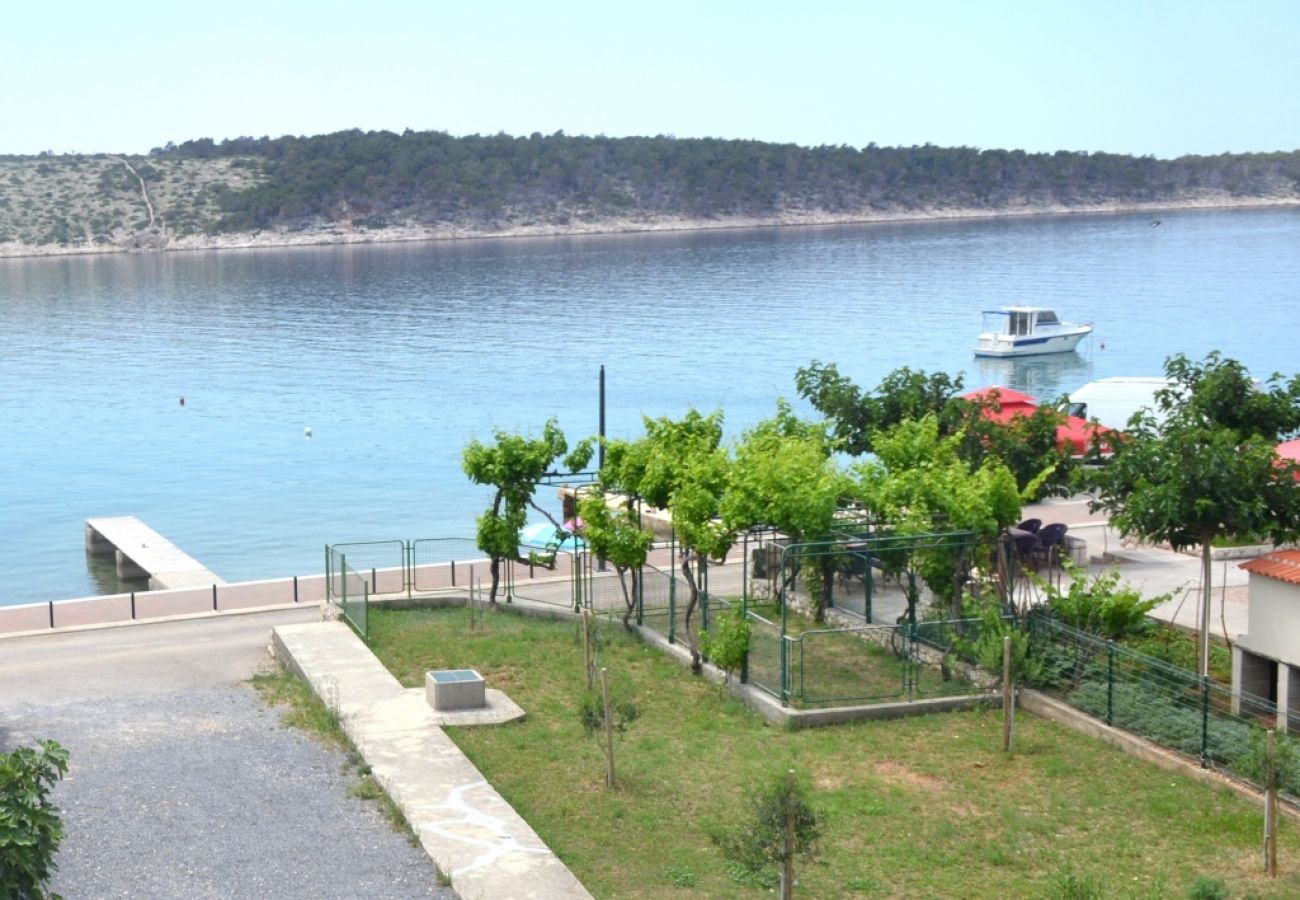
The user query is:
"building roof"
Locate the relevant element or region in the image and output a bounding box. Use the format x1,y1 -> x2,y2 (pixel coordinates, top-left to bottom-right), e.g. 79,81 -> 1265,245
1240,549 -> 1300,586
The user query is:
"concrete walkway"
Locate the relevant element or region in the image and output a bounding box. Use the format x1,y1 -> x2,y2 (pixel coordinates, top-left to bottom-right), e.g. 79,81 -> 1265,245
1023,495 -> 1251,640
273,621 -> 592,900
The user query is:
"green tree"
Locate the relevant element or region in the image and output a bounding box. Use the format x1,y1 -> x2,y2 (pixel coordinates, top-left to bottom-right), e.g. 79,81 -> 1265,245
577,488 -> 653,628
1,739 -> 69,900
602,409 -> 733,638
1088,352 -> 1300,676
712,768 -> 822,899
462,420 -> 593,604
722,400 -> 855,622
794,362 -> 962,455
858,415 -> 1024,622
795,364 -> 1072,497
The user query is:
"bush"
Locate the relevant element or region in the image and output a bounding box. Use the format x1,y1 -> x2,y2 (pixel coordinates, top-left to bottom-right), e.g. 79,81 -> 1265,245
1038,561 -> 1164,640
699,604 -> 750,684
1186,874 -> 1230,900
1069,680 -> 1253,765
712,769 -> 821,888
1,739 -> 70,899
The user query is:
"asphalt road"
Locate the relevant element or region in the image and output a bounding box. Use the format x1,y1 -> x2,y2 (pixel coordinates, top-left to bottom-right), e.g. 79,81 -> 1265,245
0,608 -> 455,899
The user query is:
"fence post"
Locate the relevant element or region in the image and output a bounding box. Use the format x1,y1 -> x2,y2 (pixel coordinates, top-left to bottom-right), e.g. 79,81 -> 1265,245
451,559 -> 456,587
1106,640 -> 1115,727
1200,676 -> 1211,768
1002,635 -> 1015,752
1265,728 -> 1278,877
212,584 -> 218,612
293,576 -> 298,603
669,566 -> 678,643
130,591 -> 136,619
48,600 -> 54,629
635,566 -> 643,627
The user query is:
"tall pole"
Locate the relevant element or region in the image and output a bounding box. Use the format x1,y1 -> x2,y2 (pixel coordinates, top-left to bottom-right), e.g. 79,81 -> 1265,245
598,365 -> 606,471
1200,543 -> 1212,678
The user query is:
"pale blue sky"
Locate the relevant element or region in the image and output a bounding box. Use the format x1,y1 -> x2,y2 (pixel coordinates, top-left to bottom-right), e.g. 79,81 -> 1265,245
4,1 -> 1298,158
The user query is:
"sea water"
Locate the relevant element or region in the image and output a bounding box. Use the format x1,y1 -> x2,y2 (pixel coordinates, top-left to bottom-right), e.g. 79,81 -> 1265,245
2,206 -> 1298,604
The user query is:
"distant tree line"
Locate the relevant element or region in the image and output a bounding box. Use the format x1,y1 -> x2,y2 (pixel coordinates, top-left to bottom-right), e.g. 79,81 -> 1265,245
134,130 -> 1300,233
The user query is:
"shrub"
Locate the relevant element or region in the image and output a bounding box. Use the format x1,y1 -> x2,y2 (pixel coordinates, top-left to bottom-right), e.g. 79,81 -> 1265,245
712,769 -> 821,890
1,739 -> 70,899
1186,874 -> 1229,900
1038,560 -> 1164,640
699,604 -> 750,685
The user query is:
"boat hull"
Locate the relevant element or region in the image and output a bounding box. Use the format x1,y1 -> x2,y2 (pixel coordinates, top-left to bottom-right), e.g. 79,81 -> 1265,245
973,326 -> 1091,358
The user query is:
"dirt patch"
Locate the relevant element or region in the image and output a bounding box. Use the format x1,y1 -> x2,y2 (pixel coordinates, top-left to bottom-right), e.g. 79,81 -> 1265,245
873,760 -> 947,791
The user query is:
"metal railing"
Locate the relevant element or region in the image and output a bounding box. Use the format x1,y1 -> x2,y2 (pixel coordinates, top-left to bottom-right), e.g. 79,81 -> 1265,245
1027,610 -> 1299,801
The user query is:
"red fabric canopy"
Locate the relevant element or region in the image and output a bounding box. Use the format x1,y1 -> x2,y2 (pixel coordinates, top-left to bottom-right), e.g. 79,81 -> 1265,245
963,387 -> 1110,454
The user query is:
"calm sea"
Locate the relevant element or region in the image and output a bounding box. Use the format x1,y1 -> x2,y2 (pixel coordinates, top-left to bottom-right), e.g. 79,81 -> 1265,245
2,207 -> 1298,605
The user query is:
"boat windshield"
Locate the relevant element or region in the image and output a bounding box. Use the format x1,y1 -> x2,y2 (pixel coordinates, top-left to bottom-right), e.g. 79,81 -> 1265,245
1036,310 -> 1060,325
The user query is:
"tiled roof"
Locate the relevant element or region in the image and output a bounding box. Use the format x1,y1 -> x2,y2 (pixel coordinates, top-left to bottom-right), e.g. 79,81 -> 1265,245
1240,549 -> 1300,586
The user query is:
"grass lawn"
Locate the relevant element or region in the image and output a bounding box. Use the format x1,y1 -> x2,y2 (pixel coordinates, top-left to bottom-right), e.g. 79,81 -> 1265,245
366,605 -> 1299,899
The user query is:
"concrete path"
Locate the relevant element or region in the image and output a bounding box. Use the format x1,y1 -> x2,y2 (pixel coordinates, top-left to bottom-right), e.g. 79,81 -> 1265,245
1023,495 -> 1250,639
0,608 -> 454,900
273,621 -> 592,900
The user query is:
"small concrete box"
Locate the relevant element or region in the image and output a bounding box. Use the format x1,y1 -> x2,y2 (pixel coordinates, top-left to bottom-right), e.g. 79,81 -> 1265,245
426,669 -> 486,711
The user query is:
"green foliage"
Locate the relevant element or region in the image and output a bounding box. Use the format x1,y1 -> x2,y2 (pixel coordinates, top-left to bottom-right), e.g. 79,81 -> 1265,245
122,130 -> 1300,237
1186,875 -> 1230,900
723,400 -> 852,621
462,419 -> 589,602
0,739 -> 70,900
1069,680 -> 1253,766
1123,628 -> 1232,683
795,362 -> 963,456
1041,864 -> 1105,899
577,490 -> 653,623
1231,728 -> 1300,797
957,599 -> 1039,682
698,604 -> 751,684
602,409 -> 733,632
794,365 -> 1074,497
1037,560 -> 1163,640
858,415 -> 1022,617
712,769 -> 822,885
1089,352 -> 1300,554
578,684 -> 640,740
663,865 -> 698,888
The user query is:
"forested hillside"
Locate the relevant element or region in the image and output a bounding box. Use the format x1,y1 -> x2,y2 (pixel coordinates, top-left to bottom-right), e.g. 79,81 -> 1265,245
3,129 -> 1299,255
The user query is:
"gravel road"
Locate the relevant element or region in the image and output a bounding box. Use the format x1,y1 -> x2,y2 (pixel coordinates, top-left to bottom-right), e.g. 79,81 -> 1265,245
0,612 -> 455,899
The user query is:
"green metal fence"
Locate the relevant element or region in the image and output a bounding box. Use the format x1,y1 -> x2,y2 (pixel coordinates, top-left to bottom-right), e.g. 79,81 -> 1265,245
746,616 -> 993,707
335,553 -> 369,638
1027,610 -> 1298,801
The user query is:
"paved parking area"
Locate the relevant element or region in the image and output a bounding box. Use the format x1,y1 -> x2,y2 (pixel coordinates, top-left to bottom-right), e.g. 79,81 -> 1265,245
0,609 -> 455,900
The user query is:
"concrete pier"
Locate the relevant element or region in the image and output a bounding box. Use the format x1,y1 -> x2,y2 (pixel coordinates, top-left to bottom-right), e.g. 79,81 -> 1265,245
85,516 -> 225,590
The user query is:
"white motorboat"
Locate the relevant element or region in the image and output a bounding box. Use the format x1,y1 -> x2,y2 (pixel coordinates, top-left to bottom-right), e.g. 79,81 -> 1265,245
973,306 -> 1092,358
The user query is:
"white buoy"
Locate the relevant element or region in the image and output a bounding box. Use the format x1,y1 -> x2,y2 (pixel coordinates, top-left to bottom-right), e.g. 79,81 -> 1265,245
304,426 -> 313,438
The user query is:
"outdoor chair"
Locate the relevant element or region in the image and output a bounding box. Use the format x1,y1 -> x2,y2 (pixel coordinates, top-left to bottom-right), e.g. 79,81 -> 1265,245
1033,523 -> 1069,567
1015,518 -> 1042,534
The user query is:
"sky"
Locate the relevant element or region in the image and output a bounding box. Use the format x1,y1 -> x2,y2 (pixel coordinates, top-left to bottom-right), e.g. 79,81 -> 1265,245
4,0 -> 1298,159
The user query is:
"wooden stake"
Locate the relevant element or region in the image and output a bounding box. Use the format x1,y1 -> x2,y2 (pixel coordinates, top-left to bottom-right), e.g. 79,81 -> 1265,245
1002,635 -> 1015,752
782,768 -> 796,900
583,610 -> 593,689
1266,728 -> 1278,877
601,667 -> 615,788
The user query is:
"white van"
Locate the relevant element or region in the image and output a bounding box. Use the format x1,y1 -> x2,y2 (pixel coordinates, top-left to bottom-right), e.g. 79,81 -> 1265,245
1067,377 -> 1171,431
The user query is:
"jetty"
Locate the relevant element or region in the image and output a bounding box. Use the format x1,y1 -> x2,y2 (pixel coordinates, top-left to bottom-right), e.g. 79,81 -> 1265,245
85,516 -> 225,590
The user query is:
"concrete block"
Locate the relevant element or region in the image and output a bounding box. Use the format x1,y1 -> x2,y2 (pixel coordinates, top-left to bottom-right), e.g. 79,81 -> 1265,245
426,669 -> 486,711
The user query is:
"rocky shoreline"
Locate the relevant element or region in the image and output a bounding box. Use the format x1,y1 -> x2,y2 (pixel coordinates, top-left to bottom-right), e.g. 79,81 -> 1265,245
3,193 -> 1298,260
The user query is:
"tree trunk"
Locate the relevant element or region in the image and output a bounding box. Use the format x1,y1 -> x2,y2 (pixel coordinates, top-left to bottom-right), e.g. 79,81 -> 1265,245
489,556 -> 501,605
